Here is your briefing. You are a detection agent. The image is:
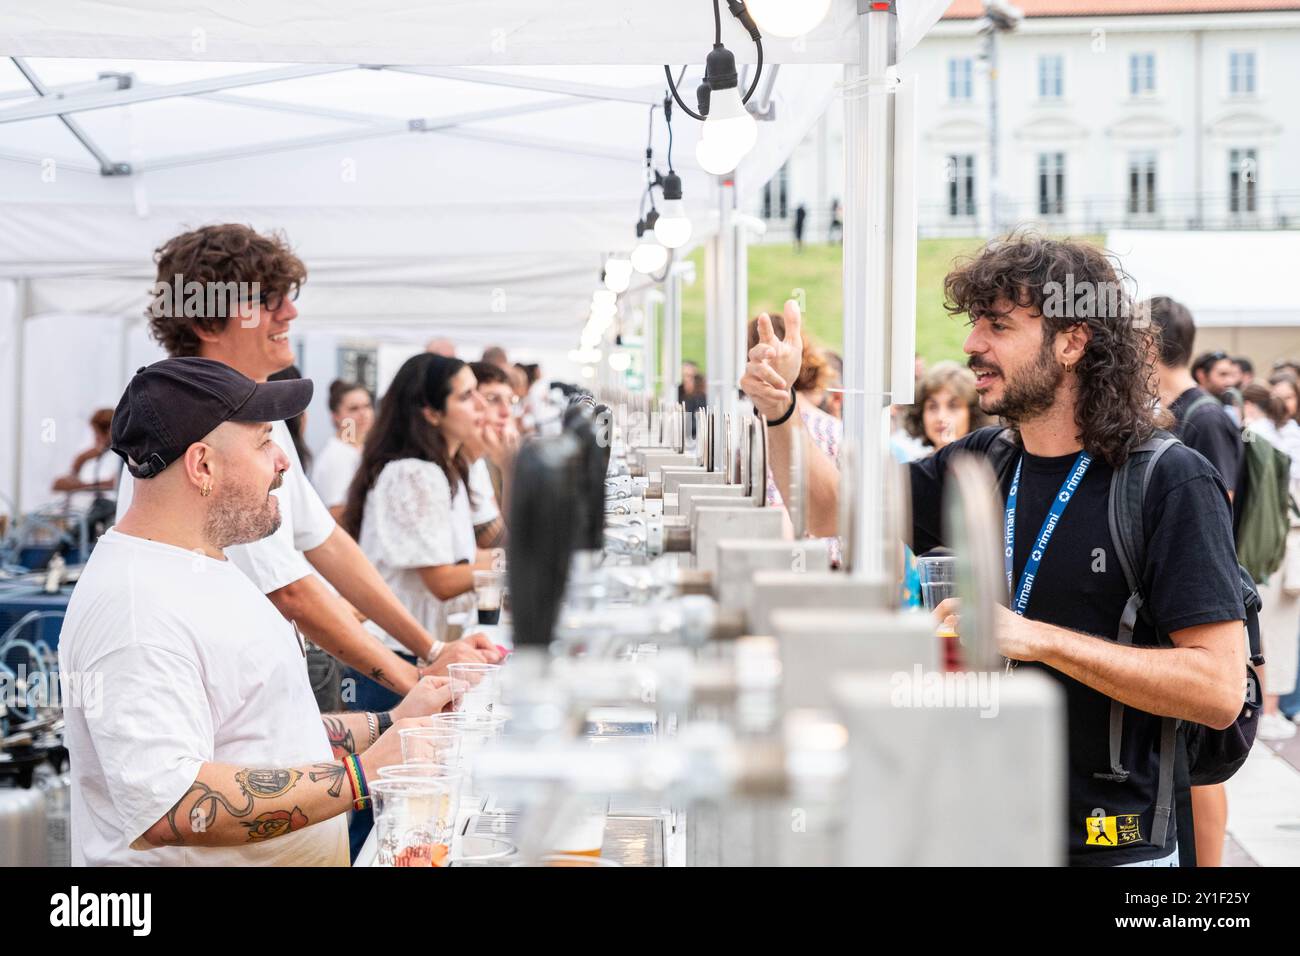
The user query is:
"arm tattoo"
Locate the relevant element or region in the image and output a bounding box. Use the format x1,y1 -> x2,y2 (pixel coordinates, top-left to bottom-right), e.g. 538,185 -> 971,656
161,768 -> 307,845
309,762 -> 346,799
322,714 -> 357,757
369,667 -> 393,689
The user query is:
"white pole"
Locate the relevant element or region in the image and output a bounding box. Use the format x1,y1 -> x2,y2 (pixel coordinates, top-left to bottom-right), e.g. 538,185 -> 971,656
663,268 -> 682,403
841,1 -> 898,580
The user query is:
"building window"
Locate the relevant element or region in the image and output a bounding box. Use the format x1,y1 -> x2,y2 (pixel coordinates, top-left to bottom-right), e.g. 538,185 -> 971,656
762,163 -> 789,220
948,57 -> 973,101
1127,152 -> 1157,215
1229,50 -> 1256,96
1038,152 -> 1065,216
947,155 -> 976,217
1229,148 -> 1258,214
1038,55 -> 1064,100
1129,53 -> 1156,96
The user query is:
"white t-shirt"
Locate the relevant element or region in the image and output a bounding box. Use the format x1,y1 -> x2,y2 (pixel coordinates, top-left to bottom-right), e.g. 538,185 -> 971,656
468,458 -> 499,526
311,435 -> 362,510
358,458 -> 476,651
116,419 -> 335,594
59,529 -> 348,866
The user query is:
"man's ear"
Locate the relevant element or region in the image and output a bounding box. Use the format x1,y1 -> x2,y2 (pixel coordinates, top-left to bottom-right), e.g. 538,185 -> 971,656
181,441 -> 216,493
1055,322 -> 1091,368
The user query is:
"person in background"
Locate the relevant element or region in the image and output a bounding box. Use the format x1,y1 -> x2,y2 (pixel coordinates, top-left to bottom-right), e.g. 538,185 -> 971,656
793,204 -> 807,253
119,223 -> 497,704
1193,349 -> 1243,425
62,357 -> 456,866
268,365 -> 313,474
903,361 -> 990,456
311,379 -> 374,521
1148,295 -> 1244,868
342,353 -> 502,713
1267,371 -> 1300,727
819,350 -> 844,419
469,360 -> 519,517
482,345 -> 509,371
51,408 -> 121,538
828,198 -> 843,243
1240,382 -> 1300,742
425,338 -> 456,358
1234,356 -> 1255,389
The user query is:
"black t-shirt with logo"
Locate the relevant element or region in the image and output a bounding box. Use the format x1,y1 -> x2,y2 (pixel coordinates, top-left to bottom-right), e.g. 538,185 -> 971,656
910,427 -> 1245,866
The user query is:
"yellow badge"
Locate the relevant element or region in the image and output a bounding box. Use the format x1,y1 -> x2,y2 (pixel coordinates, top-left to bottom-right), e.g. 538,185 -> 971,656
1085,807 -> 1143,846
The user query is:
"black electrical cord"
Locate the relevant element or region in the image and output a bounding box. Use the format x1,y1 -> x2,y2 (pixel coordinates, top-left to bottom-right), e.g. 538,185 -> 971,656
663,0 -> 763,122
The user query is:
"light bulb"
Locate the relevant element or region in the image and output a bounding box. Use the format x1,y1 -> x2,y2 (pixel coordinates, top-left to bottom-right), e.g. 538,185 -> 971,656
702,85 -> 758,158
745,0 -> 832,37
696,136 -> 739,175
604,256 -> 632,280
631,238 -> 669,275
603,268 -> 631,294
654,199 -> 692,249
609,352 -> 632,373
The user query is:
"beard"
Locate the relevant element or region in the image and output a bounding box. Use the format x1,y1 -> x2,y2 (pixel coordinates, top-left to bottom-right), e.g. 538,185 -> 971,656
203,474 -> 283,549
971,341 -> 1063,424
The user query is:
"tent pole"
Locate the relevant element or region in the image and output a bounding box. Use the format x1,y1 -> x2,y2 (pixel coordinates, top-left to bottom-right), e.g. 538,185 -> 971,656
731,173 -> 749,420
841,0 -> 897,580
714,176 -> 739,436
643,290 -> 660,400
11,279 -> 28,514
663,266 -> 682,405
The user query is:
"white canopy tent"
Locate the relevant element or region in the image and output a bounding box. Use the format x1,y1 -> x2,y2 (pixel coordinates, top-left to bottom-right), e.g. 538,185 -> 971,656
0,0 -> 951,558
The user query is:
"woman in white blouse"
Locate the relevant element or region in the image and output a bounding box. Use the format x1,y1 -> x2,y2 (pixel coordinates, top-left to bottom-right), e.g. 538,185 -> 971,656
341,354 -> 499,670
311,379 -> 374,520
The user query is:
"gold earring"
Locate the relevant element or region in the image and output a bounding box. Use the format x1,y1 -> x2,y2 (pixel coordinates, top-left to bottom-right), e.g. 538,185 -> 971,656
201,481 -> 212,497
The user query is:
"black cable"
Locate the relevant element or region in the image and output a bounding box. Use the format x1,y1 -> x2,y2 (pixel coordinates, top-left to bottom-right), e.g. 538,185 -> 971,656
745,38 -> 763,104
713,0 -> 722,45
664,65 -> 706,121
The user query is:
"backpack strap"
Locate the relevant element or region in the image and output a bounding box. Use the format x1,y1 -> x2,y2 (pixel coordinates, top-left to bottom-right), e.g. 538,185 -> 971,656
1183,392 -> 1227,424
1100,433 -> 1181,848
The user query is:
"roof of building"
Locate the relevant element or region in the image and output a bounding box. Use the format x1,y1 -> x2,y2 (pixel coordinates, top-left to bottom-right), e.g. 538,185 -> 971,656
943,0 -> 1300,19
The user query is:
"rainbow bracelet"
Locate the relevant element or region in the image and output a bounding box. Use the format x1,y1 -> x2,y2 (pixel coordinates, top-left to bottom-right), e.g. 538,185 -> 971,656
343,754 -> 370,811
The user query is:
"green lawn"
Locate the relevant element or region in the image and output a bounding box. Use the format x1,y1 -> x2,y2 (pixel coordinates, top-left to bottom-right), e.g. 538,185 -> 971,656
675,236 -> 1097,376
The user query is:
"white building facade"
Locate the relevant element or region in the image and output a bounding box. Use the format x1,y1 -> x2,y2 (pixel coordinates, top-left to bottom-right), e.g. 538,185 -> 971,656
751,2 -> 1300,240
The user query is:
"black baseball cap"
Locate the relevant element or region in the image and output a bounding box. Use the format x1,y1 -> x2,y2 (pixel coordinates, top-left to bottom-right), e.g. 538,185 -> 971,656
111,357 -> 313,479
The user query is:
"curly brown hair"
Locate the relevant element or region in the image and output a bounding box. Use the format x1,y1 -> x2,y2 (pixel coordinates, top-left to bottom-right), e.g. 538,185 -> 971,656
146,224 -> 306,357
943,232 -> 1159,467
903,361 -> 989,446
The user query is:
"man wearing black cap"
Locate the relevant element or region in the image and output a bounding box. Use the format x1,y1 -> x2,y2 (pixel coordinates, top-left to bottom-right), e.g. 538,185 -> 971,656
116,224 -> 500,707
60,359 -> 459,865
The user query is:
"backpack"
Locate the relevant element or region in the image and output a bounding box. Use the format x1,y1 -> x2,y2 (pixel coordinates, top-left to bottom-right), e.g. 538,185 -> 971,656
967,426 -> 1263,850
1181,392 -> 1290,583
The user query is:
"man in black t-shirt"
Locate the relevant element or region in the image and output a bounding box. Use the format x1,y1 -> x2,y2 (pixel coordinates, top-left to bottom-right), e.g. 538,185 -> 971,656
1149,296 -> 1246,869
742,237 -> 1246,866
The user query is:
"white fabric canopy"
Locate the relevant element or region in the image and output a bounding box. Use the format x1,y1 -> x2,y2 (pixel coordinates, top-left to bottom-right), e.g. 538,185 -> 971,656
0,0 -> 951,511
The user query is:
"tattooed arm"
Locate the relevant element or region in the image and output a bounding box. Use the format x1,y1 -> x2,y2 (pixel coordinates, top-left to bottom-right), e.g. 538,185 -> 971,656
266,573 -> 419,695
321,712 -> 375,758
134,717 -> 426,850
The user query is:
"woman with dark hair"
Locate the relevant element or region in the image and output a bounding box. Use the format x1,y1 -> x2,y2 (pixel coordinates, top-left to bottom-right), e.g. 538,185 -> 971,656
267,365 -> 313,472
903,361 -> 990,455
342,354 -> 498,699
311,379 -> 374,520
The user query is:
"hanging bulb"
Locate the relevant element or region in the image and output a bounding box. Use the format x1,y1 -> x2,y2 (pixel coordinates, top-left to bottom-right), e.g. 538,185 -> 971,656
701,87 -> 757,162
745,0 -> 831,37
654,173 -> 693,248
655,199 -> 692,248
603,256 -> 632,294
630,217 -> 669,275
696,136 -> 740,175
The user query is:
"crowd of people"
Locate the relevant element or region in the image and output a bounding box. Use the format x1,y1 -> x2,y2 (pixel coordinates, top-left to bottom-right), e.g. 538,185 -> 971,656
45,219 -> 1296,869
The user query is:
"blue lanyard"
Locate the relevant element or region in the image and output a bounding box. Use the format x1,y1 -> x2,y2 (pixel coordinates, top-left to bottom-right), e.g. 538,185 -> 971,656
1004,451 -> 1092,616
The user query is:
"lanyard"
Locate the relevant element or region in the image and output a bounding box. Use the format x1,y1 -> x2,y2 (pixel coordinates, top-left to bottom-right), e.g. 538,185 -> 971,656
1004,451 -> 1092,616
